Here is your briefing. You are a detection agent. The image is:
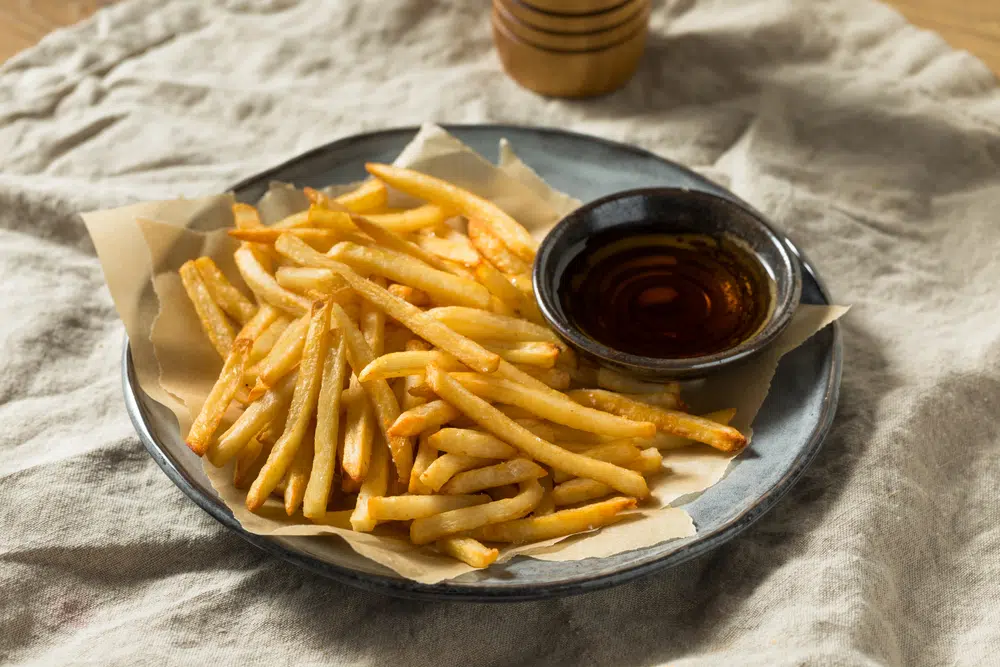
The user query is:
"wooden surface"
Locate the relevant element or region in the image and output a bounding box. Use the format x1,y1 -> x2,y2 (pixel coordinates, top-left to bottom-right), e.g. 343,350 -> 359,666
1,0 -> 999,74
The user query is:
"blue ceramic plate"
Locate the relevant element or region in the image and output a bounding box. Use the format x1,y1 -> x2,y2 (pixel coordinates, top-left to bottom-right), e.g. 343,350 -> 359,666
122,125 -> 841,602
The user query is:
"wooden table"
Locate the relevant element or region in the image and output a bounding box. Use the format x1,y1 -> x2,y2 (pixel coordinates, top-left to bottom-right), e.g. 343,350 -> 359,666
2,0 -> 998,74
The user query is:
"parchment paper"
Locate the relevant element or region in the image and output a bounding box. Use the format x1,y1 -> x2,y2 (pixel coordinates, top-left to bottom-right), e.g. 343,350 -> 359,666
82,124 -> 846,584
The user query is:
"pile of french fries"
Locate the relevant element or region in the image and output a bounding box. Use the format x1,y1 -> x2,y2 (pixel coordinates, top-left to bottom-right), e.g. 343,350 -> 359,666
179,162 -> 747,569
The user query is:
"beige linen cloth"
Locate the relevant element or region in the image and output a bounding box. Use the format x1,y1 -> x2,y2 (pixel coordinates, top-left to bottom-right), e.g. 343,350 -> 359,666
2,0 -> 999,664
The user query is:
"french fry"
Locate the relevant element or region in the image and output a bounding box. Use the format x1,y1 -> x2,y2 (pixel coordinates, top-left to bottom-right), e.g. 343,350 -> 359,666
427,307 -> 561,345
305,205 -> 355,232
488,296 -> 517,317
275,235 -> 501,373
440,458 -> 548,495
271,210 -> 310,229
246,298 -> 331,510
416,228 -> 481,267
513,365 -> 571,390
249,315 -> 291,363
409,479 -> 544,545
429,428 -> 519,460
478,341 -> 560,369
366,493 -> 490,522
358,350 -> 466,382
436,537 -> 498,568
513,419 -> 560,443
229,228 -> 340,246
551,477 -> 613,507
387,283 -> 430,306
232,202 -> 264,229
427,366 -> 649,498
637,409 -> 737,450
194,257 -> 257,324
448,373 -> 656,439
534,474 -> 555,516
419,453 -> 496,493
552,441 -> 642,483
248,315 -> 309,398
362,204 -> 449,233
275,267 -> 352,300
208,372 -> 296,466
328,242 -> 491,309
566,390 -> 746,452
631,447 -> 664,475
471,497 -> 636,543
366,163 -> 538,263
474,261 -> 544,325
333,179 -> 388,213
233,436 -> 271,489
185,339 -> 252,455
331,303 -> 413,482
179,260 -> 235,358
628,391 -> 686,411
234,303 -> 279,345
408,432 -> 439,495
302,335 -> 348,519
467,218 -> 531,275
283,425 -> 315,515
234,245 -> 311,316
488,484 -> 521,500
341,375 -> 374,482
596,368 -> 680,395
350,434 -> 391,532
388,399 -> 461,438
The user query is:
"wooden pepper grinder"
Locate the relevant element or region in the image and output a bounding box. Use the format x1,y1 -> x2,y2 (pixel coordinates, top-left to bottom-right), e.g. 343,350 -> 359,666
491,0 -> 651,98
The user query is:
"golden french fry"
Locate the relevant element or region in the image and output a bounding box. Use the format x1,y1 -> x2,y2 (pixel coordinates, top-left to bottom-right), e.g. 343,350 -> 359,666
471,497 -> 636,543
302,335 -> 348,519
567,390 -> 746,452
350,434 -> 391,531
387,283 -> 430,306
234,246 -> 311,316
467,218 -> 531,275
637,409 -> 737,450
208,372 -> 296,466
275,267 -> 352,300
275,235 -> 501,373
552,477 -> 613,506
329,242 -> 491,309
409,479 -> 544,545
358,350 -> 466,382
233,303 -> 279,345
488,295 -> 517,317
596,368 -> 681,396
305,205 -> 356,232
513,418 -> 560,443
366,163 -> 537,262
552,441 -> 641,483
426,307 -> 561,345
408,432 -> 439,494
257,400 -> 291,448
249,315 -> 291,363
419,453 -> 496,493
440,458 -> 548,495
185,339 -> 252,456
624,392 -> 686,411
631,447 -> 663,475
341,379 -> 365,405
415,228 -> 481,267
271,210 -> 312,230
474,262 -> 545,325
366,493 -> 490,522
448,373 -> 656,439
361,204 -> 449,233
436,537 -> 498,568
179,260 -> 235,358
428,428 -> 519,459
232,203 -> 264,229
488,484 -> 521,500
233,436 -> 271,489
246,298 -> 331,510
388,399 -> 461,438
512,365 -> 571,390
427,366 -> 649,498
341,375 -> 374,482
331,303 -> 412,483
229,227 -> 340,245
333,179 -> 388,213
248,315 -> 309,398
534,475 -> 555,516
283,424 -> 315,515
194,257 -> 257,324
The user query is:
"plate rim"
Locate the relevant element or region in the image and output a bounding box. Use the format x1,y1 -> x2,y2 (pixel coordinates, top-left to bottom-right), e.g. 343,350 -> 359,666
123,123 -> 843,602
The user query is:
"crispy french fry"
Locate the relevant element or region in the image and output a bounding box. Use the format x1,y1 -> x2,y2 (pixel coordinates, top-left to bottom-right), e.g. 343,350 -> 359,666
488,484 -> 521,500
305,205 -> 355,232
233,436 -> 271,490
534,474 -> 555,516
488,296 -> 517,317
552,477 -> 613,507
234,303 -> 279,345
275,235 -> 501,373
234,245 -> 311,316
249,315 -> 291,363
246,298 -> 331,510
410,479 -> 544,545
429,428 -> 519,459
350,434 -> 391,531
419,453 -> 496,493
596,368 -> 681,396
194,257 -> 257,324
367,493 -> 490,522
474,262 -> 545,325
229,228 -> 340,245
513,419 -> 560,443
358,350 -> 465,382
567,390 -> 746,452
185,339 -> 252,455
248,315 -> 309,398
436,537 -> 498,568
387,283 -> 430,306
388,399 -> 462,438
271,210 -> 310,229
275,267 -> 352,300
467,218 -> 531,275
448,373 -> 656,439
471,497 -> 636,543
331,303 -> 413,482
333,179 -> 388,213
257,400 -> 291,448
302,335 -> 348,519
179,260 -> 235,358
208,372 -> 296,466
513,365 -> 571,390
329,242 -> 491,309
341,375 -> 374,482
416,228 -> 481,267
627,392 -> 686,411
366,163 -> 537,262
362,204 -> 449,233
440,458 -> 548,495
637,409 -> 737,450
283,425 -> 315,515
631,447 -> 664,475
427,307 -> 561,345
232,203 -> 264,229
427,366 -> 649,498
552,441 -> 642,483
408,432 -> 438,494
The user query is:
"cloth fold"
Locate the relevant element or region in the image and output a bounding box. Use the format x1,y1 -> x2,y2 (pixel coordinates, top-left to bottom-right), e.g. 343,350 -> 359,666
1,0 -> 999,664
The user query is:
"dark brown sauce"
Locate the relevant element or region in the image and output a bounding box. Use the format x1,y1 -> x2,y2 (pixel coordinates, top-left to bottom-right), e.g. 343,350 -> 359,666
561,233 -> 773,359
